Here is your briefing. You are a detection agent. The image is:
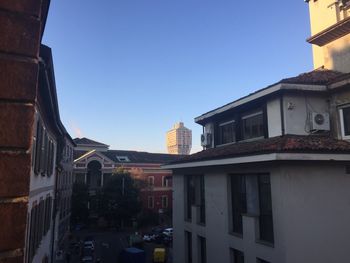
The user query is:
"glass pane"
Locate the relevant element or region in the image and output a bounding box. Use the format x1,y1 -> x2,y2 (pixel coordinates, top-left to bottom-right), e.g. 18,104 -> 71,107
258,175 -> 274,243
242,113 -> 264,140
343,107 -> 350,136
231,175 -> 246,234
219,122 -> 235,144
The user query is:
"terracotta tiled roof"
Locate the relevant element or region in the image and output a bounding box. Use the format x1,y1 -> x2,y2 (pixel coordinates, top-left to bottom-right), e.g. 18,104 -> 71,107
73,148 -> 184,164
102,150 -> 184,164
195,69 -> 350,124
169,135 -> 350,164
280,68 -> 345,85
73,137 -> 108,146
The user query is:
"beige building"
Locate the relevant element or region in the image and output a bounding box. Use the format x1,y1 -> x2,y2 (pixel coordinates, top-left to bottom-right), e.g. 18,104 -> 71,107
307,0 -> 350,72
167,122 -> 192,155
163,2 -> 350,263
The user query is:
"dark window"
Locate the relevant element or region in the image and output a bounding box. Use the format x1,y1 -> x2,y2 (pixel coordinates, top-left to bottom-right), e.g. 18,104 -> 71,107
343,107 -> 350,136
148,176 -> 154,186
42,133 -> 49,175
198,236 -> 206,263
185,175 -> 195,220
185,231 -> 192,263
231,248 -> 244,263
162,196 -> 168,208
34,122 -> 43,175
162,176 -> 168,187
103,173 -> 112,185
199,175 -> 206,224
219,120 -> 236,145
28,206 -> 36,261
148,196 -> 154,208
258,175 -> 274,243
241,111 -> 264,140
230,175 -> 246,234
48,140 -> 55,176
257,258 -> 270,263
198,175 -> 205,224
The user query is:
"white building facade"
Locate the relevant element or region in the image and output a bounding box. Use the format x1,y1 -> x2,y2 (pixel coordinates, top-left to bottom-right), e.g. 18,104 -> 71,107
24,45 -> 74,263
164,2 -> 350,259
165,72 -> 350,263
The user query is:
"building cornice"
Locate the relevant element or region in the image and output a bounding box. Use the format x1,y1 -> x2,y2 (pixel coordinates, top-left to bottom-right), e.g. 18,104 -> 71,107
162,153 -> 350,169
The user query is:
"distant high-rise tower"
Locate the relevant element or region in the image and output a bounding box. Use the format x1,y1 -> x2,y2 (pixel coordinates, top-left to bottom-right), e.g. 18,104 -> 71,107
166,122 -> 192,155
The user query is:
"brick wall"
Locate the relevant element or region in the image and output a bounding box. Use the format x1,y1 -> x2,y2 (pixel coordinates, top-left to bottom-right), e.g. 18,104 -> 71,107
0,1 -> 45,262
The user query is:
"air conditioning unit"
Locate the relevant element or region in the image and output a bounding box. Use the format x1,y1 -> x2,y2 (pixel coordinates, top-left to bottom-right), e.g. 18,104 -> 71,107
201,133 -> 212,147
310,112 -> 330,131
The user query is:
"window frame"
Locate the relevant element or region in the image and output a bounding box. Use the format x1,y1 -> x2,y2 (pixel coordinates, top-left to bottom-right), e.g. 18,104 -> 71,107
161,195 -> 168,208
257,174 -> 274,244
162,176 -> 168,187
230,248 -> 244,263
148,196 -> 154,209
148,176 -> 155,187
229,175 -> 247,235
241,110 -> 265,141
184,175 -> 195,221
198,235 -> 207,263
218,119 -> 236,146
339,106 -> 350,139
185,231 -> 192,263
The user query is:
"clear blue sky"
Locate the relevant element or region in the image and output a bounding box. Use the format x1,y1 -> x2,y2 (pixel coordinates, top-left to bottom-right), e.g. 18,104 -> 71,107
43,0 -> 313,154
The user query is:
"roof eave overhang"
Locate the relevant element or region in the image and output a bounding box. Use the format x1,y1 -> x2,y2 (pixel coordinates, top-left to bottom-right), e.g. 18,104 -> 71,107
194,83 -> 327,124
162,152 -> 350,169
328,75 -> 350,90
307,16 -> 350,47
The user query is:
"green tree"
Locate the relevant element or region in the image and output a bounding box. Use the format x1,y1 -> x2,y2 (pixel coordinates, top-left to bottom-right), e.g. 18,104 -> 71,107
71,182 -> 89,225
99,170 -> 141,227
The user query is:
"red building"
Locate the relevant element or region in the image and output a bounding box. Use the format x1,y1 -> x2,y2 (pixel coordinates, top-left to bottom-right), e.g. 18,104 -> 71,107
73,138 -> 183,216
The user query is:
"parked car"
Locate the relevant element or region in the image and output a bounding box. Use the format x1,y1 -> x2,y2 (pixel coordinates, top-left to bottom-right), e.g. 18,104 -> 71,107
151,227 -> 164,235
162,228 -> 173,237
84,236 -> 94,242
83,241 -> 95,251
81,255 -> 94,263
142,233 -> 155,242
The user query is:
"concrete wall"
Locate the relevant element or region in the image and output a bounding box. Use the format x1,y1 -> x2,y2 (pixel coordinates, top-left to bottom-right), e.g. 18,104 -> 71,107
308,0 -> 350,71
267,98 -> 282,137
173,162 -> 350,263
173,174 -> 186,263
322,34 -> 350,73
283,93 -> 329,135
275,163 -> 350,263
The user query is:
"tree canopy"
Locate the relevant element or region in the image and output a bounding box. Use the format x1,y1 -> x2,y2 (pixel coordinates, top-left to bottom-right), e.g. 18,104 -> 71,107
98,170 -> 141,226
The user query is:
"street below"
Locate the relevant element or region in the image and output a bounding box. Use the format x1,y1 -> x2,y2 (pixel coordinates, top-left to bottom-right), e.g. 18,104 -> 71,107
58,228 -> 172,263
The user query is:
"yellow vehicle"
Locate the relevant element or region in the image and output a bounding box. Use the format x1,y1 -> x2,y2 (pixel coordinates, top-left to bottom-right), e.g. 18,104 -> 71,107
153,248 -> 166,263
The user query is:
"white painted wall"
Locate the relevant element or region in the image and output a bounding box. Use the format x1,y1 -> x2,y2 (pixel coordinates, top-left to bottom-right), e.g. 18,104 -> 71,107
26,109 -> 56,263
173,174 -> 186,263
283,93 -> 329,135
172,162 -> 350,263
267,98 -> 282,137
274,163 -> 350,263
204,122 -> 215,148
